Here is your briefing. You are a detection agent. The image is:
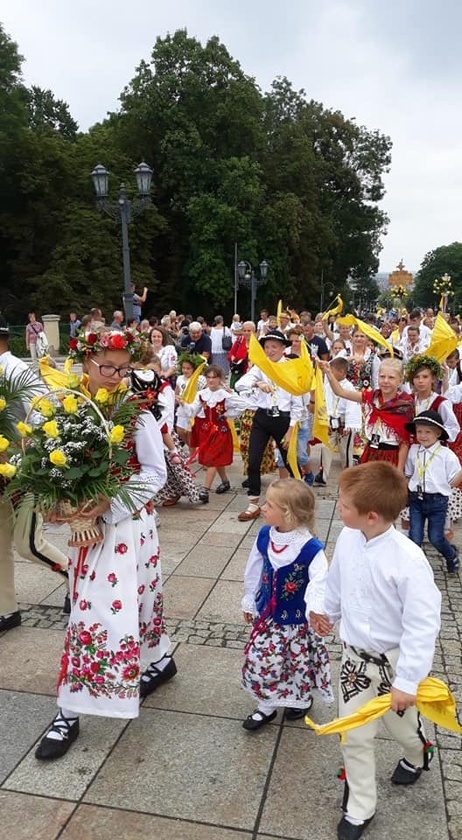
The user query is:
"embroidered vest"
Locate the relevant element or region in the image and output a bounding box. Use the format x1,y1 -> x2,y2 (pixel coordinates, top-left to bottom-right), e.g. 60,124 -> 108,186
255,525 -> 323,625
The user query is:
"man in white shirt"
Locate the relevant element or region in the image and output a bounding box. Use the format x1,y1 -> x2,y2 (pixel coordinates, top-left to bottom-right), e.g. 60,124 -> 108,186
236,329 -> 303,521
400,309 -> 431,350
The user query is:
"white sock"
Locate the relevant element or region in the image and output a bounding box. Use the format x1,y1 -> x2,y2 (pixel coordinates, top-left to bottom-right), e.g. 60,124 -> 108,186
246,500 -> 260,513
46,708 -> 79,741
345,816 -> 365,826
257,700 -> 276,716
142,655 -> 171,680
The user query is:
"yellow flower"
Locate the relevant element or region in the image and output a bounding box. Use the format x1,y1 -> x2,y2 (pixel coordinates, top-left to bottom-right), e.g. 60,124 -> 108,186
0,463 -> 16,479
62,395 -> 78,414
49,450 -> 67,467
17,421 -> 33,437
109,425 -> 125,444
95,388 -> 109,404
66,374 -> 81,389
0,364 -> 3,376
0,436 -> 9,452
0,398 -> 6,413
38,399 -> 55,418
42,420 -> 59,439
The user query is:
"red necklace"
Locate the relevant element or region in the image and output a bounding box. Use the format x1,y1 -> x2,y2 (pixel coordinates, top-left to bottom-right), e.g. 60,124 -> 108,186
270,539 -> 289,554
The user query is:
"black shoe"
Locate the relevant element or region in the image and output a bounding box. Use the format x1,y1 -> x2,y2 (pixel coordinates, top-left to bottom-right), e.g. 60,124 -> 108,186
0,611 -> 21,632
391,758 -> 422,785
198,487 -> 209,503
63,593 -> 71,614
35,712 -> 80,760
337,816 -> 374,840
242,709 -> 277,731
285,696 -> 313,720
140,657 -> 177,698
242,478 -> 249,488
446,548 -> 459,573
216,481 -> 230,494
314,470 -> 326,486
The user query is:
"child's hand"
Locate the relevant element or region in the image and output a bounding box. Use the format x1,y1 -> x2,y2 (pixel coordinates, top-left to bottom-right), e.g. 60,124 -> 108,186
390,686 -> 416,714
243,611 -> 254,624
309,611 -> 333,635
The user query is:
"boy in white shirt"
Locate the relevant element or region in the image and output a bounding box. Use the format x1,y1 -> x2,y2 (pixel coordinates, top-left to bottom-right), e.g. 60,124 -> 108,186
404,409 -> 462,573
310,461 -> 441,840
314,357 -> 362,485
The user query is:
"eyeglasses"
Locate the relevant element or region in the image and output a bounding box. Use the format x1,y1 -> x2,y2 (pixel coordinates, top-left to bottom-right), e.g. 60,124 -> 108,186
90,358 -> 131,378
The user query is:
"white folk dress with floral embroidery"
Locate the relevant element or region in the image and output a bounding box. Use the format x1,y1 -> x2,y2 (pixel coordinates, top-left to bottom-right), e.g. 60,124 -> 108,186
57,410 -> 168,719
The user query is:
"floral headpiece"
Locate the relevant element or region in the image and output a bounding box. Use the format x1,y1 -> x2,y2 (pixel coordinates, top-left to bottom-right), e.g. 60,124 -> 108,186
69,328 -> 146,363
177,352 -> 205,370
405,354 -> 442,384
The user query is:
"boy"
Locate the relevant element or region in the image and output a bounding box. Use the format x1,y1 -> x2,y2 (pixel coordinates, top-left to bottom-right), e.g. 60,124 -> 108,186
310,461 -> 441,840
404,409 -> 462,573
315,357 -> 362,485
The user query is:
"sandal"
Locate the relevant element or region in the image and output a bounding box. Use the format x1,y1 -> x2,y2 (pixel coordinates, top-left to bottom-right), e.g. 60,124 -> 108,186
35,711 -> 80,760
140,657 -> 177,698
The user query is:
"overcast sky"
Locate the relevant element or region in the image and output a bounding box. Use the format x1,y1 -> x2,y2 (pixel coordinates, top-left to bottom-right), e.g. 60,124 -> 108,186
2,0 -> 462,274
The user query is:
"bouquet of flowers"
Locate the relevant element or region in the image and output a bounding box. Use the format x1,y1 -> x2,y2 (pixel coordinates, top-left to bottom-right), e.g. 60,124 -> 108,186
6,387 -> 145,547
0,363 -> 41,483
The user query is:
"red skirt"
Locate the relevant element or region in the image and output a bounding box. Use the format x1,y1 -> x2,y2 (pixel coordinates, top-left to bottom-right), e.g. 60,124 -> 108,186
360,445 -> 399,467
198,422 -> 233,467
449,403 -> 462,465
190,416 -> 205,449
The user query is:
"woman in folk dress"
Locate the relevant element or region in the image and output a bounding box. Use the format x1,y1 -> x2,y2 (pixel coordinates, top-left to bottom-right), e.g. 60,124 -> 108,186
36,329 -> 173,761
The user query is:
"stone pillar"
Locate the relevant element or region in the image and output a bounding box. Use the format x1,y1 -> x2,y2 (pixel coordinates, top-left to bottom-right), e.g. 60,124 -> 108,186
42,314 -> 61,357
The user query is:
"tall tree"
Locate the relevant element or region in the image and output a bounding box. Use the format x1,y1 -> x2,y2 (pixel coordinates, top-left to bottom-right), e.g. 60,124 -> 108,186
413,242 -> 462,312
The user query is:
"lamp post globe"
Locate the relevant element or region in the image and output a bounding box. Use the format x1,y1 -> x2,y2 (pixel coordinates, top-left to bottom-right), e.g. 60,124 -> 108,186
91,164 -> 109,199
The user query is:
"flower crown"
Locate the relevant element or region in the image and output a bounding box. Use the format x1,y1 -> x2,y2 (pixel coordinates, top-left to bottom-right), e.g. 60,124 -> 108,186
69,328 -> 146,363
177,352 -> 205,371
405,354 -> 442,384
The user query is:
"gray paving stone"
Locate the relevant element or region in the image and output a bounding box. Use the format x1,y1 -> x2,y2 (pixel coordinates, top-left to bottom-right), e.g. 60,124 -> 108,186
61,805 -> 251,839
0,790 -> 75,839
0,692 -> 58,783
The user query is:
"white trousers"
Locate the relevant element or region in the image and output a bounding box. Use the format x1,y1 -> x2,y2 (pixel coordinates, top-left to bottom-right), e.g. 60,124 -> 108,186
320,429 -> 355,478
339,645 -> 429,821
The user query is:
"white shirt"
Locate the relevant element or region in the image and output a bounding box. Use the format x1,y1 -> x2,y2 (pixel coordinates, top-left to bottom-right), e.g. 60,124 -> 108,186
324,377 -> 362,430
401,324 -> 431,349
236,361 -> 304,426
242,526 -> 328,616
157,345 -> 178,375
0,350 -> 45,419
210,326 -> 232,354
405,442 -> 460,496
183,386 -> 248,420
324,525 -> 441,694
414,393 -> 460,442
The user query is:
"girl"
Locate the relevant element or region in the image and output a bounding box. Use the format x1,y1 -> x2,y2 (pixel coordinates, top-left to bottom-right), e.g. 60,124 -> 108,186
175,354 -> 206,449
406,355 -> 459,443
179,364 -> 247,502
241,478 -> 333,730
330,338 -> 348,359
36,328 -> 174,761
319,357 -> 414,470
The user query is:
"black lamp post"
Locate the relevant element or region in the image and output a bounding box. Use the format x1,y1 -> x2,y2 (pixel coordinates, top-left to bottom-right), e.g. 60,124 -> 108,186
237,259 -> 269,322
91,162 -> 153,321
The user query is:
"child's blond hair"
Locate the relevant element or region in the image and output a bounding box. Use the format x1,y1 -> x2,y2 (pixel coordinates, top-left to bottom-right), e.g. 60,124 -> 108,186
338,461 -> 408,521
379,358 -> 403,381
265,478 -> 316,532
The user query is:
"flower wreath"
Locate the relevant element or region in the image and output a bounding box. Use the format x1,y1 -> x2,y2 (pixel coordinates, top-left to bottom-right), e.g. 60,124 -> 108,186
177,352 -> 205,371
405,354 -> 442,384
69,328 -> 146,363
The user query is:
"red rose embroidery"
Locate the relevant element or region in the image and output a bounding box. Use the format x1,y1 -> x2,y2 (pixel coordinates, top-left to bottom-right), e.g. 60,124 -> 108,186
138,584 -> 145,595
123,664 -> 140,680
107,572 -> 118,586
116,543 -> 128,554
78,630 -> 92,646
79,599 -> 88,610
284,582 -> 298,593
111,599 -> 123,614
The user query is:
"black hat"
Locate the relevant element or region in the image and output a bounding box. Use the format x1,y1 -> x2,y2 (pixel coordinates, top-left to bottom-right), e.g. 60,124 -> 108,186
258,328 -> 290,348
405,409 -> 449,440
0,315 -> 9,337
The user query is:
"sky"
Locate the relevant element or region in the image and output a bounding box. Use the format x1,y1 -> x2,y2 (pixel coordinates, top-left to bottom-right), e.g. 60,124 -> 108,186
2,0 -> 462,275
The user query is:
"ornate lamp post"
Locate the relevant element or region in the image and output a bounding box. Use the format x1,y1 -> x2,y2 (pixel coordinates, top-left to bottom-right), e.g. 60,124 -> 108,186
433,273 -> 454,315
237,259 -> 268,323
91,162 -> 153,320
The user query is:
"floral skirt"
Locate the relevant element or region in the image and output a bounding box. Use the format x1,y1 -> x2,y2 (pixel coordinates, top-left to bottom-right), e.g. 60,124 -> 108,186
154,431 -> 200,504
58,507 -> 170,719
240,409 -> 277,476
360,445 -> 399,467
242,618 -> 333,708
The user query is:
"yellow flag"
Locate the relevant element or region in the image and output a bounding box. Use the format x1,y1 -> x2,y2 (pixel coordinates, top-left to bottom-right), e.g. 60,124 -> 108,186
426,312 -> 457,362
248,334 -> 314,396
312,366 -> 333,450
335,315 -> 394,356
305,677 -> 462,742
276,299 -> 282,327
227,419 -> 240,452
182,360 -> 207,403
287,421 -> 301,479
322,295 -> 343,321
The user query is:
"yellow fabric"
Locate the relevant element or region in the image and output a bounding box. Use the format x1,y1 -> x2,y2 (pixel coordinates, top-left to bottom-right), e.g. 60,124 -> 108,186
228,419 -> 240,452
322,295 -> 343,321
305,677 -> 462,742
439,293 -> 445,312
276,299 -> 282,327
182,361 -> 207,403
248,334 -> 314,396
425,312 -> 458,362
39,357 -> 77,390
312,366 -> 333,451
335,315 -> 394,356
287,421 -> 301,479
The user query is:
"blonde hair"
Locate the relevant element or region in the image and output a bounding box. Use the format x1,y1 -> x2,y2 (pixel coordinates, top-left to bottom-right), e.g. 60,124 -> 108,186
265,478 -> 316,532
379,358 -> 403,380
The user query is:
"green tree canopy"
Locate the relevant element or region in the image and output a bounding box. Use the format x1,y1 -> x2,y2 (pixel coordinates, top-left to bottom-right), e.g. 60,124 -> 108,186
413,242 -> 462,313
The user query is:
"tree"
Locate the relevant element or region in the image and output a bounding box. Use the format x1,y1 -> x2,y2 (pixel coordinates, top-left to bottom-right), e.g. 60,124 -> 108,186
413,243 -> 462,313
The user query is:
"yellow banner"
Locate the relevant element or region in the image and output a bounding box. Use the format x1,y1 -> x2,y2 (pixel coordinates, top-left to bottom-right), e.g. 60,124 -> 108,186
312,366 -> 333,451
182,360 -> 207,403
276,299 -> 282,327
335,315 -> 394,356
287,421 -> 301,479
425,312 -> 457,362
248,333 -> 314,396
322,294 -> 343,321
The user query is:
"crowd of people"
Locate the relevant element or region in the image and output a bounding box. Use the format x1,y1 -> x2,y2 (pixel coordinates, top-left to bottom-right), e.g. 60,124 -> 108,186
3,295 -> 462,840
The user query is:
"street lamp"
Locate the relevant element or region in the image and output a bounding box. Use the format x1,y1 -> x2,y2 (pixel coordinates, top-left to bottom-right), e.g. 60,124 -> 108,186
237,259 -> 268,323
91,162 -> 153,321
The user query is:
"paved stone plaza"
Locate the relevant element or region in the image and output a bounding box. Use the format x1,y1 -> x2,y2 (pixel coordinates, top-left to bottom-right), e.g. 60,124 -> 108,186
0,452 -> 461,840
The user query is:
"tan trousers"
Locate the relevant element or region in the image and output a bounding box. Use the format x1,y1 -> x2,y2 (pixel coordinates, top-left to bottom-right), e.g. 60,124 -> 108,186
339,645 -> 429,821
0,493 -> 68,615
320,429 -> 355,478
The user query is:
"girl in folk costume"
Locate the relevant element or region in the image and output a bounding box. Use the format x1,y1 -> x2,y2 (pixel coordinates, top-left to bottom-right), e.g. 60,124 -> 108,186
405,355 -> 459,443
179,364 -> 248,503
174,354 -> 206,450
443,349 -> 462,464
318,358 -> 414,470
36,329 -> 175,761
241,479 -> 333,730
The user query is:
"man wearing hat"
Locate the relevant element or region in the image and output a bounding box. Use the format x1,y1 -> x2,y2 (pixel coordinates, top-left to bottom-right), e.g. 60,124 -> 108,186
235,329 -> 304,521
404,409 -> 462,573
0,316 -> 68,631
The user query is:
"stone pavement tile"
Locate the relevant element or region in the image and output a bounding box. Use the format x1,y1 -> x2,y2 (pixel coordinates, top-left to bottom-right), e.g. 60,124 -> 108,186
196,580 -> 243,623
163,576 -> 215,619
39,581 -> 68,609
0,691 -> 58,783
61,805 -> 251,840
4,716 -> 128,801
13,562 -> 65,606
174,544 -> 234,578
197,532 -> 244,549
160,507 -> 221,527
221,549 -> 248,581
0,627 -> 64,694
143,643 -> 250,719
157,531 -> 202,552
84,708 -> 278,830
209,513 -> 254,535
0,791 -> 75,839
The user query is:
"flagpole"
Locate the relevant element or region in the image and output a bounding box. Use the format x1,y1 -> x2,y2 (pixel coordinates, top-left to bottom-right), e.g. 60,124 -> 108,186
233,241 -> 238,314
